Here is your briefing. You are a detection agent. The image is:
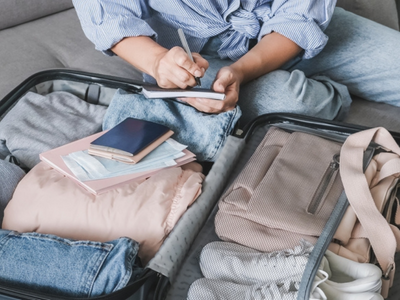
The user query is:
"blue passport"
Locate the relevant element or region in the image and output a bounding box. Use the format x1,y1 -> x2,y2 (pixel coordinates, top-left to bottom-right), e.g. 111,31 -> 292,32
89,118 -> 173,163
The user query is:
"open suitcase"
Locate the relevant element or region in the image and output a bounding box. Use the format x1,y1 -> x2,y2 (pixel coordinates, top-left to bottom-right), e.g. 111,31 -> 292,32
0,69 -> 239,300
1,69 -> 400,300
154,114 -> 400,299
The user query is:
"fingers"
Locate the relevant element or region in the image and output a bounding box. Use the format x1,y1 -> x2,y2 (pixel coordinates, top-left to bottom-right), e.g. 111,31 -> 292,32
182,66 -> 240,113
192,53 -> 209,73
183,93 -> 237,114
155,47 -> 207,89
213,67 -> 235,93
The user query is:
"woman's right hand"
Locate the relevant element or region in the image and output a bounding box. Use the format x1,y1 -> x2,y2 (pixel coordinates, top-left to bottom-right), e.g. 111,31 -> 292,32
112,36 -> 208,88
153,46 -> 209,89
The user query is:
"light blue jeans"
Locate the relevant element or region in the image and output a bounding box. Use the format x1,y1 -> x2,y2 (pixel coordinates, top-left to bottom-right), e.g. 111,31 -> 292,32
0,230 -> 142,297
104,90 -> 242,162
200,7 -> 400,125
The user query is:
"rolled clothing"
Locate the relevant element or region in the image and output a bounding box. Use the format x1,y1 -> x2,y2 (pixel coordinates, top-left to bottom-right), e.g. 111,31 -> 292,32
0,229 -> 142,297
0,91 -> 107,169
0,159 -> 25,225
2,162 -> 205,263
102,89 -> 242,162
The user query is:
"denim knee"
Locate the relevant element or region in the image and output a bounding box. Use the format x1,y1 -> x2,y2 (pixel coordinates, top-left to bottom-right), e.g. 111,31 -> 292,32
238,69 -> 351,125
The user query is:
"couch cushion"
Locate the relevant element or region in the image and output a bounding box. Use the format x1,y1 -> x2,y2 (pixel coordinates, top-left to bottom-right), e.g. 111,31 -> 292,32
343,97 -> 400,132
0,0 -> 74,30
0,8 -> 142,101
336,0 -> 399,30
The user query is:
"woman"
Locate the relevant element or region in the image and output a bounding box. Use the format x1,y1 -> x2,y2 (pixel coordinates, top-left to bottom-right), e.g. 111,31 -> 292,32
72,0 -> 400,125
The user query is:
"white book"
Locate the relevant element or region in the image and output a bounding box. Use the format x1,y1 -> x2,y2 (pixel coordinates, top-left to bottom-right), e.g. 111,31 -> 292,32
141,84 -> 225,100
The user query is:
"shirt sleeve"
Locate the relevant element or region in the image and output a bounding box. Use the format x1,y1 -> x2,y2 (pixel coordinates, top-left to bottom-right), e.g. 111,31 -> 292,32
72,0 -> 157,56
259,0 -> 337,59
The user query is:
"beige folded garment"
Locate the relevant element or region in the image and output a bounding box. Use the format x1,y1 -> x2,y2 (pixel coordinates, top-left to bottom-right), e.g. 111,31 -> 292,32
3,162 -> 204,264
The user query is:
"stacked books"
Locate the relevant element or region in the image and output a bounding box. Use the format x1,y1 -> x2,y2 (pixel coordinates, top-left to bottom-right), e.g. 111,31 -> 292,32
40,118 -> 196,195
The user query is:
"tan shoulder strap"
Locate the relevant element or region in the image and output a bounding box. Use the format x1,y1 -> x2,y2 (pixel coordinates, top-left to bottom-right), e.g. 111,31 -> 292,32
340,127 -> 399,298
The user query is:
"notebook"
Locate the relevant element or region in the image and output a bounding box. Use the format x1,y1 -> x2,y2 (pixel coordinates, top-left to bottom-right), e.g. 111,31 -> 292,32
89,117 -> 174,164
40,132 -> 196,195
140,84 -> 225,100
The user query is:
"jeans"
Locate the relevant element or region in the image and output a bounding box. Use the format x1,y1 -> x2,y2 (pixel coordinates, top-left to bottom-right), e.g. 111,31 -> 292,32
200,7 -> 400,125
103,89 -> 242,162
0,230 -> 142,297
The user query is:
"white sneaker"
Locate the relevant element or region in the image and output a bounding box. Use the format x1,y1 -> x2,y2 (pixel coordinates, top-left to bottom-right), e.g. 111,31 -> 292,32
312,271 -> 383,300
187,278 -> 299,300
319,250 -> 382,294
199,240 -> 313,285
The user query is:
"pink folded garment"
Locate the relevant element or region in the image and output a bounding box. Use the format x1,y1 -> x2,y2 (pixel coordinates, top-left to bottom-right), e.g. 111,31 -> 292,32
2,162 -> 204,263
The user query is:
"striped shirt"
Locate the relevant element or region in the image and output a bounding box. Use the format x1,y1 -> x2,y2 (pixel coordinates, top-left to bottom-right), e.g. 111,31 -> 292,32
72,0 -> 337,60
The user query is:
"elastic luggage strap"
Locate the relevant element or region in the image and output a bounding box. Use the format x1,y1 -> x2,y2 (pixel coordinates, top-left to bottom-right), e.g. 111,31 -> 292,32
297,191 -> 349,300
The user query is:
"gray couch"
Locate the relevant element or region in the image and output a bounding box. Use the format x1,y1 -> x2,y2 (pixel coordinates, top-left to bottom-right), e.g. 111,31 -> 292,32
0,0 -> 400,130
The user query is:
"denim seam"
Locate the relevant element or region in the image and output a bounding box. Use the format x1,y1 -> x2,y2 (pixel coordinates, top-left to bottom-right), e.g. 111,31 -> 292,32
0,231 -> 12,257
113,239 -> 139,291
7,232 -> 114,250
86,244 -> 114,296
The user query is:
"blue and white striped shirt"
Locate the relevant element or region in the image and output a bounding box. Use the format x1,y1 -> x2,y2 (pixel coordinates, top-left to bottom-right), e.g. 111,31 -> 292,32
72,0 -> 336,60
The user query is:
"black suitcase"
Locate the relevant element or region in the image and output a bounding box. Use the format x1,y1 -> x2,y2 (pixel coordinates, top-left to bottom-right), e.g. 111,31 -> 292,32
0,69 -> 237,300
156,114 -> 400,300
2,69 -> 400,300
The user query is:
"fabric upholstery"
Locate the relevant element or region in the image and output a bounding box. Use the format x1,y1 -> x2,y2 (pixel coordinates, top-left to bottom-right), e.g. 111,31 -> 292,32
336,0 -> 399,30
344,97 -> 400,131
0,8 -> 143,101
0,0 -> 74,30
0,91 -> 107,169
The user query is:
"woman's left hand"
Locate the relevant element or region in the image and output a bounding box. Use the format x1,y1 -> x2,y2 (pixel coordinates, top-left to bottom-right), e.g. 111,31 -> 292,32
181,66 -> 242,113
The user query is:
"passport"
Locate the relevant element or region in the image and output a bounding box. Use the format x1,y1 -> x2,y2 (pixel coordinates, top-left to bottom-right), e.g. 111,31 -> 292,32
89,118 -> 173,164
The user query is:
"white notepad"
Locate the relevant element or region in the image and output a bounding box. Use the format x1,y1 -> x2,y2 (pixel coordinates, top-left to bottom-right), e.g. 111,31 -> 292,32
141,84 -> 225,100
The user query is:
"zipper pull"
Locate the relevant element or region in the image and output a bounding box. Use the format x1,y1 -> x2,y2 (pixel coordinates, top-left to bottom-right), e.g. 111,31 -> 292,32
330,154 -> 340,170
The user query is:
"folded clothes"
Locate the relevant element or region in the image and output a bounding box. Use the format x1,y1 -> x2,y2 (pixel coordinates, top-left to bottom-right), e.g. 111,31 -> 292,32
0,230 -> 142,297
0,91 -> 106,169
102,89 -> 242,162
0,159 -> 25,225
3,162 -> 204,263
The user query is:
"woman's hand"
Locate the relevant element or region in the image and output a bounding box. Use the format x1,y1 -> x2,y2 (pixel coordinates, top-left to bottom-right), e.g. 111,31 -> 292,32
153,46 -> 209,89
182,66 -> 242,113
112,36 -> 208,89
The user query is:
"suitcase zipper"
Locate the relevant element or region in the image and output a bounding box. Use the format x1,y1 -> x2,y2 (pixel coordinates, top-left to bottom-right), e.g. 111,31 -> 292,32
307,154 -> 340,214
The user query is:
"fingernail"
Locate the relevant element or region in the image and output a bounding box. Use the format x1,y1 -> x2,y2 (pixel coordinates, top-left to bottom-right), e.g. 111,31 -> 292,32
194,70 -> 202,77
201,67 -> 205,73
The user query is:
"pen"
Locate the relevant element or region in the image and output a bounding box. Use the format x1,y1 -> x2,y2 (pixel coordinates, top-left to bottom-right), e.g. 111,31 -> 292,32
177,28 -> 202,87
